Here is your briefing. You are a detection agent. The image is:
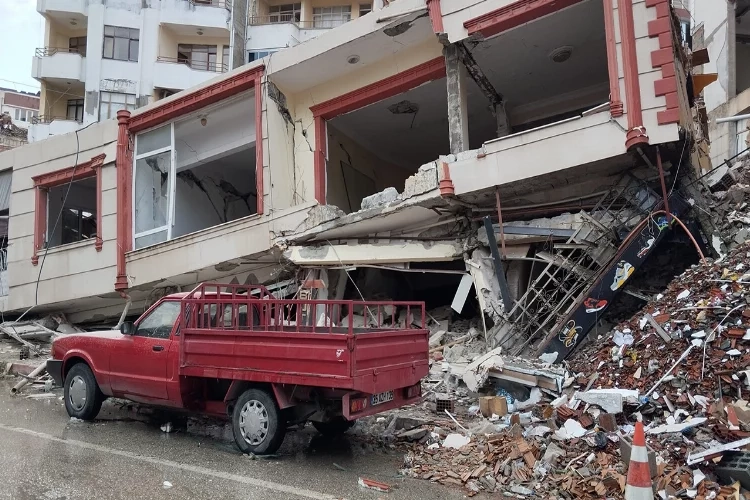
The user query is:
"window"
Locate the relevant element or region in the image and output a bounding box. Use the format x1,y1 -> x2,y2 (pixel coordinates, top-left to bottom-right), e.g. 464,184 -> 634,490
60,207 -> 96,244
312,6 -> 352,28
359,3 -> 372,16
14,109 -> 19,120
31,154 -> 105,265
134,124 -> 173,249
136,301 -> 181,339
177,44 -> 218,71
103,26 -> 139,62
67,99 -> 84,122
269,3 -> 301,23
99,92 -> 136,120
222,45 -> 230,70
47,178 -> 97,248
69,36 -> 87,56
248,51 -> 273,62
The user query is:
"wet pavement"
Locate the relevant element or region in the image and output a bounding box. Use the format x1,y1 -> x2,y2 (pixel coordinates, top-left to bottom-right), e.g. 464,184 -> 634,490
0,380 -> 467,500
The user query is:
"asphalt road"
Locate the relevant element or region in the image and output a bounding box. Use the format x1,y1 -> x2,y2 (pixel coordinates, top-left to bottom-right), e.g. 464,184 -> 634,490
0,380 -> 467,500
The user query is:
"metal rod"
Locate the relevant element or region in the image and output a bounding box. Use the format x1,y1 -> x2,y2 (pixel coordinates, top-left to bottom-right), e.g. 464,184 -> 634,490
656,146 -> 671,224
716,113 -> 750,123
483,216 -> 513,313
495,187 -> 507,258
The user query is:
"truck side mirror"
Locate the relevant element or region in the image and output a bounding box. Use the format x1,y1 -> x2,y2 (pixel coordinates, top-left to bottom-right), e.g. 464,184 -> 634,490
120,321 -> 136,335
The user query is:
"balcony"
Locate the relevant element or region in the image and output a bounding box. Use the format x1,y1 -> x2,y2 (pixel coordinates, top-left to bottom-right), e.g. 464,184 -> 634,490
28,116 -> 84,143
32,48 -> 85,84
159,0 -> 231,32
153,57 -> 228,91
247,16 -> 333,50
37,0 -> 86,17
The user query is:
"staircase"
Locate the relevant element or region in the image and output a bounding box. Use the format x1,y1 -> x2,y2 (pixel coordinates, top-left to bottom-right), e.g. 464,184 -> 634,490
489,174 -> 687,360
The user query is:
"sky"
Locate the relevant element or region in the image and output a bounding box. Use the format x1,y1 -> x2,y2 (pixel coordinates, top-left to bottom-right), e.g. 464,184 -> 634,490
0,0 -> 44,93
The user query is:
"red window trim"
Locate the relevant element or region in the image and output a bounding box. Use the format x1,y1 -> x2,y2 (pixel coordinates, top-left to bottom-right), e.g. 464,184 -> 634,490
31,153 -> 106,266
463,0 -> 584,38
310,57 -> 446,204
115,64 -> 265,291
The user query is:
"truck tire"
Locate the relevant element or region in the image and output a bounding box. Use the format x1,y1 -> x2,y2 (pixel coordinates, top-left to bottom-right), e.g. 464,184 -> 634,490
312,417 -> 355,436
232,388 -> 285,455
63,363 -> 104,421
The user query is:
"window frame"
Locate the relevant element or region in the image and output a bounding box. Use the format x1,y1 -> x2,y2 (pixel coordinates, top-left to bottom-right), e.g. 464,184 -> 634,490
177,44 -> 219,71
359,3 -> 372,16
312,5 -> 352,28
31,154 -> 106,265
134,300 -> 181,339
133,124 -> 176,249
69,36 -> 87,56
99,91 -> 137,121
103,25 -> 139,62
67,98 -> 84,122
268,3 -> 301,23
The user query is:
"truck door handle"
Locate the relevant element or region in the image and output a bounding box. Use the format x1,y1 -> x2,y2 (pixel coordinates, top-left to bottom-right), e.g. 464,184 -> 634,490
152,345 -> 164,352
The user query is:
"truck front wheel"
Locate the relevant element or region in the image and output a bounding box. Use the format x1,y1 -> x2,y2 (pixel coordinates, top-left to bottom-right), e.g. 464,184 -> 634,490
232,388 -> 285,455
63,363 -> 104,421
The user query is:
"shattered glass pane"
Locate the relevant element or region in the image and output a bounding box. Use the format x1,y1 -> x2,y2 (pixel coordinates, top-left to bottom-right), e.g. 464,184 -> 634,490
135,151 -> 170,234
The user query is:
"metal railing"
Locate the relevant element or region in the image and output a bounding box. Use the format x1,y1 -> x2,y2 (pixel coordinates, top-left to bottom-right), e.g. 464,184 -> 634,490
248,16 -> 336,28
156,56 -> 228,73
0,248 -> 7,273
188,0 -> 231,10
35,47 -> 84,57
180,282 -> 426,335
31,115 -> 81,125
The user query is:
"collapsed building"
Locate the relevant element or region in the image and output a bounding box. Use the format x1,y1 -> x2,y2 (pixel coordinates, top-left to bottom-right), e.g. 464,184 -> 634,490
0,0 -> 721,368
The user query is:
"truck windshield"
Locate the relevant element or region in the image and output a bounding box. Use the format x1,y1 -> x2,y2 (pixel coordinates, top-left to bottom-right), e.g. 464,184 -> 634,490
136,301 -> 181,339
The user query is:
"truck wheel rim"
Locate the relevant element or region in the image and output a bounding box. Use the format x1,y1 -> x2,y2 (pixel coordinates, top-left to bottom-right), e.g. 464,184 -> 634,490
239,400 -> 269,446
69,375 -> 87,411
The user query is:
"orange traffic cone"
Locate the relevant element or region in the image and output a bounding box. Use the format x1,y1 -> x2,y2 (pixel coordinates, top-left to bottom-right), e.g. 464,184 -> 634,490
625,421 -> 653,499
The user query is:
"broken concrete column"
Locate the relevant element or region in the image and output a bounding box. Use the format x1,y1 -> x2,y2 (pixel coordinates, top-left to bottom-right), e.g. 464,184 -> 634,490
444,44 -> 469,155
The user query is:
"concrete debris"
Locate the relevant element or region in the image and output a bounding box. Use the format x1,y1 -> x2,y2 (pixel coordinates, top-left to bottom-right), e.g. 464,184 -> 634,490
574,388 -> 639,414
360,186 -> 399,211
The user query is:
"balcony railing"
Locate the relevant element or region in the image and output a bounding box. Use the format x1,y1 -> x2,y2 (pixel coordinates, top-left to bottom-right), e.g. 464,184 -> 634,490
188,0 -> 231,10
31,115 -> 81,125
248,16 -> 338,28
156,56 -> 228,73
35,47 -> 85,57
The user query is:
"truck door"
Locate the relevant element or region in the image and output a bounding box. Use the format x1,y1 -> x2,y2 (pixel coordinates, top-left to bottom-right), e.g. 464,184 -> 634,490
110,300 -> 180,400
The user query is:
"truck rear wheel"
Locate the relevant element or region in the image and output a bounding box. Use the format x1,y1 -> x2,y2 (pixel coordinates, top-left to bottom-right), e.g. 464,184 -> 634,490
232,388 -> 285,455
63,363 -> 104,421
312,417 -> 355,436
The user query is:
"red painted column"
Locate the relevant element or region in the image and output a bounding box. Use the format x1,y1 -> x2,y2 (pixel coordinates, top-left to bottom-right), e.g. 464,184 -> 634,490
31,187 -> 47,266
90,153 -> 106,252
115,109 -> 131,291
618,0 -> 649,149
603,0 -> 623,117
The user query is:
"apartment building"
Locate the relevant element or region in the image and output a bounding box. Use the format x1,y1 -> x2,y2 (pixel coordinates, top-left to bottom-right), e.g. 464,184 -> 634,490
1,0 -> 708,357
0,88 -> 40,152
692,0 -> 750,167
30,0 -> 383,144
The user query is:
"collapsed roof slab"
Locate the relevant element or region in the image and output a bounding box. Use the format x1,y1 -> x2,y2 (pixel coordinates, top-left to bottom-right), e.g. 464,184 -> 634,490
284,240 -> 465,266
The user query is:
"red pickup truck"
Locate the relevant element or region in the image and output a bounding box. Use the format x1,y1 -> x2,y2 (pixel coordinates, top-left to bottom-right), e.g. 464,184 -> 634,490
47,283 -> 428,454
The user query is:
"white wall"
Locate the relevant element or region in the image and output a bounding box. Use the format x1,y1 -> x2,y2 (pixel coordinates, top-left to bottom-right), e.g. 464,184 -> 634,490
1,119 -> 119,312
695,0 -> 730,112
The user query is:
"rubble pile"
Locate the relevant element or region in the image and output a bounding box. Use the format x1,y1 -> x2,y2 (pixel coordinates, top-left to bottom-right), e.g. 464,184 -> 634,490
377,242 -> 750,498
711,160 -> 750,250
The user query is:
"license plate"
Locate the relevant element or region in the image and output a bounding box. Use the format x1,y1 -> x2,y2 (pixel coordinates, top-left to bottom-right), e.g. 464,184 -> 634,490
371,390 -> 394,406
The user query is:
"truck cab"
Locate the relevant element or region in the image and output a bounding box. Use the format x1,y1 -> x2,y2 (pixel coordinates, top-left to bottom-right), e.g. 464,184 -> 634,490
47,283 -> 428,454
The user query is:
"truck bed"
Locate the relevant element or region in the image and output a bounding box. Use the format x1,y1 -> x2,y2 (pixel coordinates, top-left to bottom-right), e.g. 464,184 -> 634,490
178,285 -> 429,394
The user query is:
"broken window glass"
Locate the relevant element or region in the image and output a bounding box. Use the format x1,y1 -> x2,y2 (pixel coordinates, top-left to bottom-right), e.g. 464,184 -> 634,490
46,177 -> 97,249
134,151 -> 171,236
136,125 -> 170,155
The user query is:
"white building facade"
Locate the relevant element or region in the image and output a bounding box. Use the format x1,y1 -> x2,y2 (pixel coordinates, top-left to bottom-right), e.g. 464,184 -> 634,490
30,0 -> 378,144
